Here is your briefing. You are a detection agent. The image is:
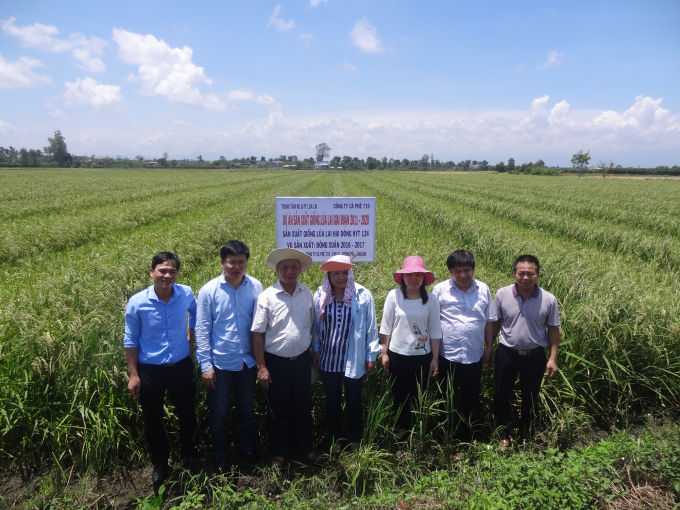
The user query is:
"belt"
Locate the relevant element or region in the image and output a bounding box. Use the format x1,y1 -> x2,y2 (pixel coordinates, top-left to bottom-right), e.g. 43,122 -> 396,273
508,346 -> 544,356
266,352 -> 302,361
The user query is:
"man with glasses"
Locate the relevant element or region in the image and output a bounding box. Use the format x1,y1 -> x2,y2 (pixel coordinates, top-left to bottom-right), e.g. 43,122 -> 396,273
433,250 -> 497,441
492,254 -> 560,449
195,241 -> 263,471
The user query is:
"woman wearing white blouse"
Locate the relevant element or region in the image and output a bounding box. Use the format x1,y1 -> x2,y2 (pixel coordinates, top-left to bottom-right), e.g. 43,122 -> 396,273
379,256 -> 442,440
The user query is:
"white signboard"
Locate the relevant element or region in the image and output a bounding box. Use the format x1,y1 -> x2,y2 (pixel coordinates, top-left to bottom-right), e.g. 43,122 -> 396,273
276,197 -> 376,262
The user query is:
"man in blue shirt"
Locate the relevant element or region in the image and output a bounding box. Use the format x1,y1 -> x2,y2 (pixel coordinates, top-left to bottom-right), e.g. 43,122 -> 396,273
433,250 -> 497,441
195,241 -> 263,471
124,251 -> 198,492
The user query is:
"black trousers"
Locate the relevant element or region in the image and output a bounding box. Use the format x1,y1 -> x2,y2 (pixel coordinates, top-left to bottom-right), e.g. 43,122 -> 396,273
264,350 -> 313,457
494,343 -> 547,440
388,349 -> 431,430
320,371 -> 364,443
439,356 -> 483,438
138,356 -> 198,466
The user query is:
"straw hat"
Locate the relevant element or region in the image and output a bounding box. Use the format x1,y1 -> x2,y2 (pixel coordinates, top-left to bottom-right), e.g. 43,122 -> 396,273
393,255 -> 436,286
266,248 -> 313,271
319,254 -> 356,272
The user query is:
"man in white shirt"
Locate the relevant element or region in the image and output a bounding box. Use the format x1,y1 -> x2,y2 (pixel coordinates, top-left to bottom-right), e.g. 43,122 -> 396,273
433,250 -> 497,441
251,248 -> 321,467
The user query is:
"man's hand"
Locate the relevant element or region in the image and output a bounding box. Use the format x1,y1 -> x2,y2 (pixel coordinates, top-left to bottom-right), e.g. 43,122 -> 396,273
365,361 -> 376,375
202,369 -> 216,389
257,366 -> 272,389
429,357 -> 439,377
128,374 -> 141,399
313,351 -> 321,369
546,359 -> 558,378
380,351 -> 389,372
482,345 -> 494,365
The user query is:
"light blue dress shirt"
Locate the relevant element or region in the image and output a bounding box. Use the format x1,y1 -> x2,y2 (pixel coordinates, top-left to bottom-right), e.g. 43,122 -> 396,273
432,278 -> 497,364
312,283 -> 381,379
123,284 -> 197,365
195,274 -> 263,373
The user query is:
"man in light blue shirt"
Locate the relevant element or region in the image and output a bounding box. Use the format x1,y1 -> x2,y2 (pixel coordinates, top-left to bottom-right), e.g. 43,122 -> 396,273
195,240 -> 263,470
123,251 -> 198,492
432,250 -> 497,441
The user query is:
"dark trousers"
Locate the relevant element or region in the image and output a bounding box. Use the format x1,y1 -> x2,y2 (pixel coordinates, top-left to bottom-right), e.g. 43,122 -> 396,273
439,356 -> 483,438
388,349 -> 431,430
138,356 -> 197,466
264,350 -> 313,457
207,366 -> 257,461
320,371 -> 364,443
494,343 -> 547,440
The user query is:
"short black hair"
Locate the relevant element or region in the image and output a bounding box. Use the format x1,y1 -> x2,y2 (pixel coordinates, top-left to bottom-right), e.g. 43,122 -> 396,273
447,250 -> 475,270
513,254 -> 540,274
220,240 -> 250,260
151,251 -> 181,271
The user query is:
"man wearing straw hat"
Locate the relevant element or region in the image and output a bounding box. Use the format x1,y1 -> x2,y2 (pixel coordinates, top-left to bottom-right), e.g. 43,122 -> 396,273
251,248 -> 322,467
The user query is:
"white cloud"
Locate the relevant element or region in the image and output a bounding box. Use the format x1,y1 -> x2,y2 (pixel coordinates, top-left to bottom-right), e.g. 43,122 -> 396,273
268,5 -> 295,32
0,53 -> 53,88
310,0 -> 327,6
300,32 -> 314,42
548,100 -> 570,125
256,94 -> 283,112
172,119 -> 189,125
538,50 -> 564,69
48,107 -> 66,117
590,95 -> 675,131
350,18 -> 383,53
64,77 -> 127,114
341,62 -> 358,72
227,88 -> 255,100
1,17 -> 108,73
0,118 -> 16,133
112,28 -> 225,111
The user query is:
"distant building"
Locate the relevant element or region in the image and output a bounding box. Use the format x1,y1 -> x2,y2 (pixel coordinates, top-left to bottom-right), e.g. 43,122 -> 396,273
257,161 -> 280,168
143,161 -> 162,168
315,161 -> 329,170
282,164 -> 300,169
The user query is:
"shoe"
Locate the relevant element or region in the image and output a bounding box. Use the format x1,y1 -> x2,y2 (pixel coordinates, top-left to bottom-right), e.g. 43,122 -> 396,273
349,441 -> 361,453
187,456 -> 201,475
242,452 -> 262,468
271,456 -> 285,468
305,450 -> 324,465
499,439 -> 510,451
152,463 -> 169,495
214,456 -> 230,473
395,428 -> 408,441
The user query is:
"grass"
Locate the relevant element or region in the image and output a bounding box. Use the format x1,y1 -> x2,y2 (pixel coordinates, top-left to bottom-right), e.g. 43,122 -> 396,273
0,168 -> 678,508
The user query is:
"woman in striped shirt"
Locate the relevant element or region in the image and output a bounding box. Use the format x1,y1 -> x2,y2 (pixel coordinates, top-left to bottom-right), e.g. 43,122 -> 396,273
312,255 -> 381,452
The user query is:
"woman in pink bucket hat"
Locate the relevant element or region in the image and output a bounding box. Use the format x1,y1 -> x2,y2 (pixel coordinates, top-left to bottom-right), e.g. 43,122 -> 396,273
379,255 -> 442,441
311,255 -> 381,453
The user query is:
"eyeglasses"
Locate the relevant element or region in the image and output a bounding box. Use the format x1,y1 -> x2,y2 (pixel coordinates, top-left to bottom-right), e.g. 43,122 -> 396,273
224,259 -> 247,267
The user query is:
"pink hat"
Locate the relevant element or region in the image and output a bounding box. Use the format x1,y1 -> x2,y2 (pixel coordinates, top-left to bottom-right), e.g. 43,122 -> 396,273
393,256 -> 436,286
319,254 -> 356,272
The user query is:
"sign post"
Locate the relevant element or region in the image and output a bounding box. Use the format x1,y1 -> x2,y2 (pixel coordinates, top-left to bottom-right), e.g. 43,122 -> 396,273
276,197 -> 376,262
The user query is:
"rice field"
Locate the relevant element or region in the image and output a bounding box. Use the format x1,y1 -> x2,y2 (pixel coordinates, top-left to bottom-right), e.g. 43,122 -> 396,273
0,168 -> 678,508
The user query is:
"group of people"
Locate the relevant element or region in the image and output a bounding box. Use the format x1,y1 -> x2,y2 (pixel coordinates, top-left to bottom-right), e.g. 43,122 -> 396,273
124,242 -> 560,491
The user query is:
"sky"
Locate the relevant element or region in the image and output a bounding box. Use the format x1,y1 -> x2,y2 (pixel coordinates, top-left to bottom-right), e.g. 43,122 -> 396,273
1,0 -> 679,166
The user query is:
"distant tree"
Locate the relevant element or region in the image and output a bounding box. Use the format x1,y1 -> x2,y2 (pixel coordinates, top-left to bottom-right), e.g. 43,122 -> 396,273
535,159 -> 545,167
48,130 -> 70,166
170,159 -> 178,167
402,158 -> 410,167
471,160 -> 478,165
495,161 -> 506,172
382,157 -> 388,167
261,156 -> 266,161
162,151 -> 169,160
420,154 -> 430,166
197,155 -> 203,162
430,154 -> 434,166
315,143 -> 331,162
43,146 -> 53,157
330,156 -> 341,167
342,155 -> 352,167
157,157 -> 168,167
250,156 -> 256,162
29,149 -> 39,166
571,150 -> 591,169
291,155 -> 298,161
279,155 -> 286,161
366,157 -> 377,170
219,155 -> 226,162
507,158 -> 515,171
19,148 -> 29,166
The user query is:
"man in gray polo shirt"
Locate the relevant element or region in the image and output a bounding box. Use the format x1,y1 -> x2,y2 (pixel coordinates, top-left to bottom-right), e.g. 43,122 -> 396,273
492,254 -> 560,449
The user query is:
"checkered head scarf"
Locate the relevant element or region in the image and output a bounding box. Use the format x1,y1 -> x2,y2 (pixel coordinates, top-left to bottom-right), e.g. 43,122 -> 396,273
317,269 -> 356,320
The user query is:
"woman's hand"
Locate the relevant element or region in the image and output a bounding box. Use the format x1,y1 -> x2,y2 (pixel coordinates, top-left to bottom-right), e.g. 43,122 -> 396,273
429,357 -> 439,377
313,351 -> 321,368
365,361 -> 376,375
380,351 -> 389,372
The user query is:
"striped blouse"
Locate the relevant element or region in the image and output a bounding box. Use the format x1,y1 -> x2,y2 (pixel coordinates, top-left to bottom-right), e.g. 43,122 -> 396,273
319,295 -> 353,372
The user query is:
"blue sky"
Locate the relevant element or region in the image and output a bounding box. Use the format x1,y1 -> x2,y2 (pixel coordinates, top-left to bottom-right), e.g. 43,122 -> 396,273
1,0 -> 679,166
